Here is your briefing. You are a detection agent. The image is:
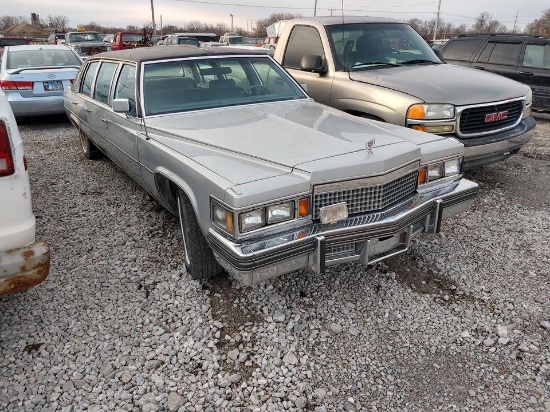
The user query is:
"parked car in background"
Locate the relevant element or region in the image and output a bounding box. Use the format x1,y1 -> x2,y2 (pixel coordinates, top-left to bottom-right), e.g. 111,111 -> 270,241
64,47 -> 477,285
47,32 -> 66,45
0,89 -> 50,295
103,33 -> 114,44
112,31 -> 151,51
441,34 -> 550,113
273,17 -> 536,169
64,31 -> 111,59
0,45 -> 82,116
164,35 -> 200,47
0,37 -> 31,49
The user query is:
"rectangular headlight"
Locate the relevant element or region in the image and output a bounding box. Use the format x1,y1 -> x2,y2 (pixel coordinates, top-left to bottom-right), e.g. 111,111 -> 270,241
267,202 -> 294,224
240,208 -> 265,232
428,163 -> 443,180
444,158 -> 461,176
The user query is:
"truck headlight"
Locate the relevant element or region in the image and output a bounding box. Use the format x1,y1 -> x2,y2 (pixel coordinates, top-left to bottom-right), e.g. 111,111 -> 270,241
407,104 -> 455,120
418,157 -> 462,185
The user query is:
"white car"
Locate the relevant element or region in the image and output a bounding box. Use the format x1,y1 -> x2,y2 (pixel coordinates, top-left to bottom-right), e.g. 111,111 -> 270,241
0,89 -> 50,295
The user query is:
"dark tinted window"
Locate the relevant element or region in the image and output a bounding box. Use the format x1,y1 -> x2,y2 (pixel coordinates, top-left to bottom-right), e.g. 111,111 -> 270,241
523,43 -> 550,69
93,61 -> 118,104
81,61 -> 99,96
283,25 -> 324,69
442,39 -> 483,61
485,42 -> 522,66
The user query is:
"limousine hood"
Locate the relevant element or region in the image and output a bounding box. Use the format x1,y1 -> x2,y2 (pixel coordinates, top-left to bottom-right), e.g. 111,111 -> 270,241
146,101 -> 440,185
349,63 -> 530,105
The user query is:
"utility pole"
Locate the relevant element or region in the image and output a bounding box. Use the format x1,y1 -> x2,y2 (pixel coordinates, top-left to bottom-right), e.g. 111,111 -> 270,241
230,14 -> 234,31
150,0 -> 156,34
433,0 -> 441,41
314,0 -> 317,17
160,15 -> 163,36
513,11 -> 518,33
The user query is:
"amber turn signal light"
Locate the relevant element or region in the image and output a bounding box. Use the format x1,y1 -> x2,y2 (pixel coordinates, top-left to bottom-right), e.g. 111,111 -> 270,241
298,198 -> 309,217
417,168 -> 428,185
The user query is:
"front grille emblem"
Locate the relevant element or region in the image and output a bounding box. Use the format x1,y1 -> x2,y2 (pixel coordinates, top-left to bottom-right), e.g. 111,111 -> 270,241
485,110 -> 508,123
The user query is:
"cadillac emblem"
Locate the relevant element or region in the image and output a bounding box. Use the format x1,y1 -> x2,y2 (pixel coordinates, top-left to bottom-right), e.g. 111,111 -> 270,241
366,139 -> 376,154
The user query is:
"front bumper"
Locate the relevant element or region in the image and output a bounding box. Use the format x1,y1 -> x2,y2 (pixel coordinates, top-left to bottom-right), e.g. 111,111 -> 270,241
208,178 -> 478,286
459,116 -> 536,170
0,241 -> 50,295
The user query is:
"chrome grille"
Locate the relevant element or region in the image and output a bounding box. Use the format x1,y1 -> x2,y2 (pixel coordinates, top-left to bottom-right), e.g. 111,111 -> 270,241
326,242 -> 357,256
312,168 -> 418,220
459,100 -> 523,136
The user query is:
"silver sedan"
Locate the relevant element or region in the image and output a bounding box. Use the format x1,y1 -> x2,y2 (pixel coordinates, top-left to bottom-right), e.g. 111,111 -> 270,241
0,44 -> 82,117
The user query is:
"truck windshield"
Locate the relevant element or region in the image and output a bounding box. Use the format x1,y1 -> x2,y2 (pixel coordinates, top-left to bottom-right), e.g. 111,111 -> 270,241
327,23 -> 441,71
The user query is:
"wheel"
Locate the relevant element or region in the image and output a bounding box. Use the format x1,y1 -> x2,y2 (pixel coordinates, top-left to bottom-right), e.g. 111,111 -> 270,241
177,189 -> 224,280
80,128 -> 99,160
240,85 -> 270,96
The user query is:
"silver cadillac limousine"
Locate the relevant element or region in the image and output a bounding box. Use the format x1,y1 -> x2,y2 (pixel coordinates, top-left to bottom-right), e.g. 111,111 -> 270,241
64,47 -> 478,285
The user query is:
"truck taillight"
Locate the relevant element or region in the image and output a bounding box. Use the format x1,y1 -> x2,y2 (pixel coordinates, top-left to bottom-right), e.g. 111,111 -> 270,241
0,80 -> 34,90
0,120 -> 15,176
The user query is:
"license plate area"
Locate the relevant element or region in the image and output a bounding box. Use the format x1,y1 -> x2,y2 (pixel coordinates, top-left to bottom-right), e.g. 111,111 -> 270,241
364,226 -> 412,264
319,202 -> 348,224
43,80 -> 63,91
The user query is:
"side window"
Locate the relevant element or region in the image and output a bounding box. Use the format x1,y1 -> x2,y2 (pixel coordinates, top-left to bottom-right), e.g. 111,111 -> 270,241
484,42 -> 522,66
283,25 -> 324,69
523,43 -> 550,69
114,64 -> 137,116
81,61 -> 99,97
93,61 -> 118,104
442,39 -> 483,61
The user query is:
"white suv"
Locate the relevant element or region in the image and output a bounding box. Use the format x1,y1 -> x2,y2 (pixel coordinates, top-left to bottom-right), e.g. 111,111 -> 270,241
0,90 -> 50,295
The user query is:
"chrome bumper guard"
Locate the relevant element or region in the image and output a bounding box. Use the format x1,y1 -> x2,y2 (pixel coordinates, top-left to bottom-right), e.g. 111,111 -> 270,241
208,179 -> 478,286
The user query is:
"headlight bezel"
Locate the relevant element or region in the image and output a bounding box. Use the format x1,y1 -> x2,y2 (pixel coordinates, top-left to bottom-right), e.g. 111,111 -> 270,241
407,103 -> 455,121
418,156 -> 463,186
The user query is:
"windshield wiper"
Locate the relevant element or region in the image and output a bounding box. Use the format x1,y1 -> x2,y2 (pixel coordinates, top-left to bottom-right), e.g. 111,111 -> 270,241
351,61 -> 401,70
400,59 -> 439,65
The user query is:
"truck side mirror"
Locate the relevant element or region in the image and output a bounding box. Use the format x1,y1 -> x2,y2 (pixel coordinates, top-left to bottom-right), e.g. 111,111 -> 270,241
300,55 -> 327,74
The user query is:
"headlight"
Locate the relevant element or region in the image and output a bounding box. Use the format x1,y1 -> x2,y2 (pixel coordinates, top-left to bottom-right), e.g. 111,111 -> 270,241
418,157 -> 462,185
267,202 -> 294,224
407,104 -> 455,120
240,209 -> 265,233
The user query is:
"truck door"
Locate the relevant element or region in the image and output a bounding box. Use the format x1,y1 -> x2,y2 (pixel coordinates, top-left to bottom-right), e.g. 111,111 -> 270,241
280,25 -> 333,105
472,40 -> 522,82
517,40 -> 550,112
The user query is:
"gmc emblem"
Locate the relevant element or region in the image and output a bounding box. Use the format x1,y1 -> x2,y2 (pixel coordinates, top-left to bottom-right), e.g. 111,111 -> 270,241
485,111 -> 508,123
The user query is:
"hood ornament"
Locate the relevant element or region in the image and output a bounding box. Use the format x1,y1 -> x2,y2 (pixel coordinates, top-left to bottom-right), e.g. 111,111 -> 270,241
366,138 -> 376,154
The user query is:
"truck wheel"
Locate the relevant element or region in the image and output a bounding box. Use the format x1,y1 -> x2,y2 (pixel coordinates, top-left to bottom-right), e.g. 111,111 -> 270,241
80,129 -> 99,160
177,189 -> 224,280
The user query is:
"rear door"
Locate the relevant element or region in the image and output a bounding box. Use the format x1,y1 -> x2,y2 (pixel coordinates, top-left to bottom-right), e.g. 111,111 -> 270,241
471,40 -> 523,81
516,40 -> 550,112
441,38 -> 484,67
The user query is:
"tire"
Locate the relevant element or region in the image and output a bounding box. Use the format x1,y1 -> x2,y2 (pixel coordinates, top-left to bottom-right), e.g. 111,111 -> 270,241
80,128 -> 99,160
177,189 -> 224,280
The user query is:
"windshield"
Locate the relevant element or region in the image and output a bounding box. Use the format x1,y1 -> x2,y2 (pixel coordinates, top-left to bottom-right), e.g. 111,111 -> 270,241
7,49 -> 81,69
228,37 -> 246,44
327,23 -> 441,71
121,34 -> 144,42
178,37 -> 199,46
142,56 -> 307,116
68,32 -> 103,43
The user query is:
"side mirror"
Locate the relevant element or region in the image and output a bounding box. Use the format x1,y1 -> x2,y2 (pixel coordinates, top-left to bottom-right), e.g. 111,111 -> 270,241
112,98 -> 130,113
300,54 -> 328,74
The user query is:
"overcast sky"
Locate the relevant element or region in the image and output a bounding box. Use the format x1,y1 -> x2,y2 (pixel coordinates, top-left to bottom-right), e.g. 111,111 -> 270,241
9,0 -> 548,33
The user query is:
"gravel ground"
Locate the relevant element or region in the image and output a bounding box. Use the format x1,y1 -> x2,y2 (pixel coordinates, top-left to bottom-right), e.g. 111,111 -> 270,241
1,116 -> 549,412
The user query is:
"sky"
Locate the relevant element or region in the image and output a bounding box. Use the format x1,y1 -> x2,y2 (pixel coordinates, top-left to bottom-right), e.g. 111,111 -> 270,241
8,0 -> 549,34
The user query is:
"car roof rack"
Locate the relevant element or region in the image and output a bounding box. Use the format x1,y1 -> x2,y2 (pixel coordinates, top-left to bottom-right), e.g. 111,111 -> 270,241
457,33 -> 547,38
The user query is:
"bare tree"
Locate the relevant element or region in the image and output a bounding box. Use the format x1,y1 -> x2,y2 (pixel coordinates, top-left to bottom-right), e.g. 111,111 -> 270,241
0,15 -> 29,31
524,8 -> 550,36
255,13 -> 302,38
470,12 -> 508,33
45,14 -> 69,30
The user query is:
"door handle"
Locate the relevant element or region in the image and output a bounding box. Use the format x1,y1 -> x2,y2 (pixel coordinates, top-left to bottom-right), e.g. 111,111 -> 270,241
473,66 -> 485,70
101,118 -> 112,124
518,71 -> 534,75
84,108 -> 92,113
71,101 -> 79,105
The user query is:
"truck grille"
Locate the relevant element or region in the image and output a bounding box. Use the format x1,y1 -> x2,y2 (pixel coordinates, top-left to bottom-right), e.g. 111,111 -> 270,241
312,166 -> 418,220
458,100 -> 523,136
